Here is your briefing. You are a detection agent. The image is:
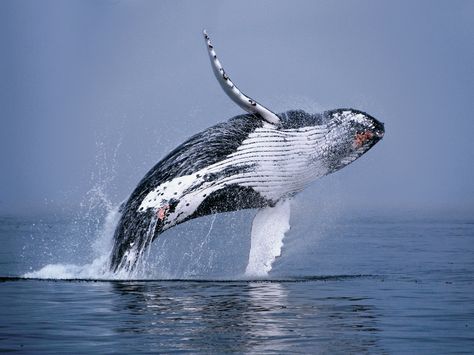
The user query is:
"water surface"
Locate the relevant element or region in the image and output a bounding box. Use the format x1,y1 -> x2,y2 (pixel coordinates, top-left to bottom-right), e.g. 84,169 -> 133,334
0,213 -> 473,353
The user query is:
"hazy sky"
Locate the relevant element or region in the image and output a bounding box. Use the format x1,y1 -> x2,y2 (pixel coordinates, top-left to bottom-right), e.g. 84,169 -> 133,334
1,0 -> 473,216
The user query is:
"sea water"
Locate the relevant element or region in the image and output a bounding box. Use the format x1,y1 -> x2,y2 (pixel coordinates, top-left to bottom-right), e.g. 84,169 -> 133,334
1,209 -> 473,353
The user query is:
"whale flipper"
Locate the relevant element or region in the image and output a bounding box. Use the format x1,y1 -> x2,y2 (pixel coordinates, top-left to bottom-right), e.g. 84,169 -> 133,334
203,30 -> 280,126
245,199 -> 291,277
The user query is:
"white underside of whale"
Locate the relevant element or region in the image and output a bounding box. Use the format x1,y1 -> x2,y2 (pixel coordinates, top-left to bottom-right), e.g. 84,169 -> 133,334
138,122 -> 330,229
133,120 -> 340,275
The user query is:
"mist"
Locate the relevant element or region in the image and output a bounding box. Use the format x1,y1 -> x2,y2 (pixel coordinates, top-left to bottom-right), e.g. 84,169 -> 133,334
1,0 -> 473,217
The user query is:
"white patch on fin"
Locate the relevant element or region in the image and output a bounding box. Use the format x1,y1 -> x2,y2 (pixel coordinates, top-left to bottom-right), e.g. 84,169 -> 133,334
245,199 -> 291,277
203,30 -> 280,126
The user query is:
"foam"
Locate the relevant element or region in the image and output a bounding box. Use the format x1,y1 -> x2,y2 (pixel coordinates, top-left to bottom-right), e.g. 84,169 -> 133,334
23,206 -> 129,280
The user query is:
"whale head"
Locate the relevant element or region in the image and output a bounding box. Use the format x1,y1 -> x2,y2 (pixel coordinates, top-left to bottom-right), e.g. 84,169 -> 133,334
319,109 -> 384,173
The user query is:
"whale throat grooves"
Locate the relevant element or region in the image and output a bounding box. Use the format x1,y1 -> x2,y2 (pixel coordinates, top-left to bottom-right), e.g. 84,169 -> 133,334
109,112 -> 326,274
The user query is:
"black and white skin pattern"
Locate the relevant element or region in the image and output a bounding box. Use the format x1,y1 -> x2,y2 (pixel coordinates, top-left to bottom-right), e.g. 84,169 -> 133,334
109,31 -> 385,272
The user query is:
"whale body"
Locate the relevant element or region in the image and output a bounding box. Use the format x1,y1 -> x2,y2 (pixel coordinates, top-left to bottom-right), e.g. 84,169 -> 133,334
109,32 -> 384,272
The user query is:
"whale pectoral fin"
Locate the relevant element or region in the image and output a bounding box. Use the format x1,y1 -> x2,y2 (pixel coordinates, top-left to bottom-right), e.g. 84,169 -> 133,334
245,199 -> 291,277
203,30 -> 280,126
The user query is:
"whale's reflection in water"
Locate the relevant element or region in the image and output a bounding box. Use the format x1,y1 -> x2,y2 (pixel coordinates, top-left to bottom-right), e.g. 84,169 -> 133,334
111,279 -> 383,353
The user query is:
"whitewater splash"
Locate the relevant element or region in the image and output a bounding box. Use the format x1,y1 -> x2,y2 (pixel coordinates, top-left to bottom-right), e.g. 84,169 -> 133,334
245,200 -> 291,277
23,206 -> 124,280
24,200 -> 291,280
24,203 -> 291,280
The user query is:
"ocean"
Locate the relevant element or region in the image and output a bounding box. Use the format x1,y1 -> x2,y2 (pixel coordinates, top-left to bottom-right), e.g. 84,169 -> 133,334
0,208 -> 473,353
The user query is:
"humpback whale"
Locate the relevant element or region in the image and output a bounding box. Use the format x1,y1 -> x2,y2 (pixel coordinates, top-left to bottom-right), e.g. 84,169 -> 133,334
109,31 -> 384,272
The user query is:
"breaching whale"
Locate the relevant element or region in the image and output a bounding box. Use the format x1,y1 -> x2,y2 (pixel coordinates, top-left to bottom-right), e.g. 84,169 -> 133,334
109,31 -> 384,272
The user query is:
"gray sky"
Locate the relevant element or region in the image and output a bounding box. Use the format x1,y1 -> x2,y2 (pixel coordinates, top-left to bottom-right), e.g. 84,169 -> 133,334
1,0 -> 473,217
